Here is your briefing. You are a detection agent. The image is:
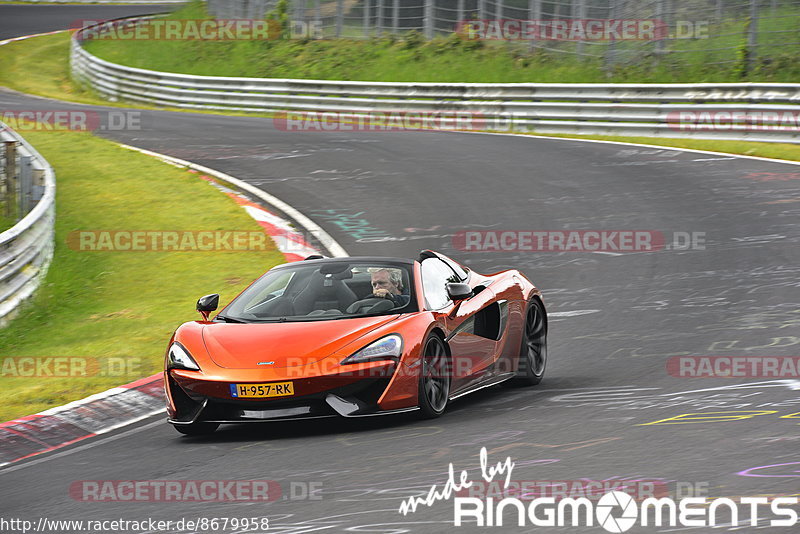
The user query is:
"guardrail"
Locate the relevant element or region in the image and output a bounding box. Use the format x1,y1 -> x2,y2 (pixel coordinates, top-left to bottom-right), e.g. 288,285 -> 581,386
71,17 -> 800,143
0,125 -> 56,327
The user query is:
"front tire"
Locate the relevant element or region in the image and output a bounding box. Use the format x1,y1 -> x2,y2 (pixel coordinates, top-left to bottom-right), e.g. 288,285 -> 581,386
417,334 -> 451,419
514,298 -> 547,386
172,421 -> 219,435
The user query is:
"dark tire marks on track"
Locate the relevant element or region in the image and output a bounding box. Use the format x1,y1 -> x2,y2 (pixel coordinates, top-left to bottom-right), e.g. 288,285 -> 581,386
0,4 -> 179,40
1,10 -> 799,532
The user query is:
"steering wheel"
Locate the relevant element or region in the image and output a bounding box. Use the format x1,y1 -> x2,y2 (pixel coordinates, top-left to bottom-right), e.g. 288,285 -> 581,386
346,296 -> 394,314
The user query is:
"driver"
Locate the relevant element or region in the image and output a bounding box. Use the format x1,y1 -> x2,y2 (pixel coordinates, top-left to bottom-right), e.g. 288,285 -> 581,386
370,268 -> 410,307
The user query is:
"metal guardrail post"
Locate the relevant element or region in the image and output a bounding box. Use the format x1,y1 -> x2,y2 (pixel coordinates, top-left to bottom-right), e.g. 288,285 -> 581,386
294,0 -> 303,29
0,144 -> 6,218
528,0 -> 540,51
655,0 -> 665,55
604,0 -> 618,72
4,141 -> 16,220
747,0 -> 759,74
364,0 -> 371,37
377,0 -> 383,37
19,156 -> 32,218
575,0 -> 586,57
0,148 -> 4,215
336,0 -> 343,37
424,0 -> 433,39
32,166 -> 45,203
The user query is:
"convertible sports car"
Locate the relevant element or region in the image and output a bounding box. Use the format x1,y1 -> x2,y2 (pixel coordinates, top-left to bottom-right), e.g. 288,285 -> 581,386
164,250 -> 546,434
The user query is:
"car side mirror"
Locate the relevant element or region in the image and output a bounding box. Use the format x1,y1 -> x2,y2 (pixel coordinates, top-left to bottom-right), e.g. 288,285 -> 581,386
196,294 -> 219,321
446,283 -> 473,302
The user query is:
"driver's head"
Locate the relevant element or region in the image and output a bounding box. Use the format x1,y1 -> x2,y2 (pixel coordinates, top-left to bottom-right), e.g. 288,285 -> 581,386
371,268 -> 403,295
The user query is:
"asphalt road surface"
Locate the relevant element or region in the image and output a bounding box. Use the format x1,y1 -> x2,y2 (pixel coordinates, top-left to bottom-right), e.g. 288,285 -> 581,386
0,4 -> 179,40
1,5 -> 799,533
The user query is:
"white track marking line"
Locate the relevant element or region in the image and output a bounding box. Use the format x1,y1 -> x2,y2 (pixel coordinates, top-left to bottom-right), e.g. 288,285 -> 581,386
0,29 -> 67,47
0,416 -> 163,475
549,309 -> 600,317
118,143 -> 348,257
461,130 -> 800,167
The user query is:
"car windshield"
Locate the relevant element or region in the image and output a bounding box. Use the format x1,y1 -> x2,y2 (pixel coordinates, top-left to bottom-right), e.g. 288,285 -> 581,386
218,261 -> 416,323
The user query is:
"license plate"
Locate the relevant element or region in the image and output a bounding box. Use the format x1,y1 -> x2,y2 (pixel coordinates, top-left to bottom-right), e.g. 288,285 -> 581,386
230,382 -> 294,398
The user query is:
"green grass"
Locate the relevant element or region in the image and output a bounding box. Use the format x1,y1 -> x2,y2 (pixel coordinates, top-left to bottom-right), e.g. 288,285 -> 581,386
519,133 -> 800,162
0,32 -> 110,106
3,29 -> 799,167
1,3 -> 798,422
80,1 -> 800,82
0,211 -> 13,233
3,21 -> 799,166
0,128 -> 285,421
0,31 -> 275,118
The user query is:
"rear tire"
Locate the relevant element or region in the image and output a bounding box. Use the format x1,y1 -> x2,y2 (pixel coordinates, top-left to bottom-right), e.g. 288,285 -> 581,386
514,298 -> 547,386
172,422 -> 219,435
417,334 -> 450,419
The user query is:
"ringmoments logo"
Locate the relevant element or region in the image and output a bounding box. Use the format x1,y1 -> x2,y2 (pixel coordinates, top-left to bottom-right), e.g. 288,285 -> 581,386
398,448 -> 799,531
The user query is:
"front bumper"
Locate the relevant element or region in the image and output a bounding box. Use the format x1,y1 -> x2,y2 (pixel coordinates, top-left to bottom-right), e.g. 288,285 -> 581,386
166,362 -> 417,424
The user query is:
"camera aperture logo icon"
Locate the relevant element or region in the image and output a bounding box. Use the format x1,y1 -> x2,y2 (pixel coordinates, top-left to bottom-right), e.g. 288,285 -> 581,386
596,491 -> 638,533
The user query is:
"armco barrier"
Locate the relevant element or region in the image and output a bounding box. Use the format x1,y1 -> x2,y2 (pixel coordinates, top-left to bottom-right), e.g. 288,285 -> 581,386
0,125 -> 56,327
70,17 -> 800,143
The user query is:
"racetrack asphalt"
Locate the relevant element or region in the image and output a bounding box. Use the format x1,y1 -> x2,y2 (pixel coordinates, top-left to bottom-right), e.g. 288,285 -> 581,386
1,5 -> 799,533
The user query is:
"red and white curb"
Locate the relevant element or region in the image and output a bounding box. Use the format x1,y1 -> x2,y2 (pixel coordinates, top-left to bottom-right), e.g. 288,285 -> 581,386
0,146 -> 346,466
118,143 -> 346,258
0,375 -> 163,467
0,29 -> 66,48
190,170 -> 322,262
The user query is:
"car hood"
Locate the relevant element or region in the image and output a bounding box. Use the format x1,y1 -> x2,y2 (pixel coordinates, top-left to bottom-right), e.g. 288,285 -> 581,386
201,315 -> 401,369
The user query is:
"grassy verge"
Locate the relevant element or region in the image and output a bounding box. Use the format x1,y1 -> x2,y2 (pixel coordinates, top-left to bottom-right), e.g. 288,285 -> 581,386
3,30 -> 799,167
0,211 -> 12,233
0,31 -> 273,118
81,1 -> 800,83
3,24 -> 799,164
517,133 -> 800,162
0,127 -> 285,421
0,32 -> 112,107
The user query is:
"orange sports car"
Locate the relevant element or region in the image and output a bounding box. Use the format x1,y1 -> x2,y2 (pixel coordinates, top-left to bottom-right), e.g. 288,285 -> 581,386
164,250 -> 546,434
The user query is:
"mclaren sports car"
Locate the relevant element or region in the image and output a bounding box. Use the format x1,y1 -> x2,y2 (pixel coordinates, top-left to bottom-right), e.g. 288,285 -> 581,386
164,250 -> 547,434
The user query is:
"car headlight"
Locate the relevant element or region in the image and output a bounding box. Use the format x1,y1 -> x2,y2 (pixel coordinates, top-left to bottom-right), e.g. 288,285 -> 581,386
341,334 -> 403,364
167,342 -> 200,371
